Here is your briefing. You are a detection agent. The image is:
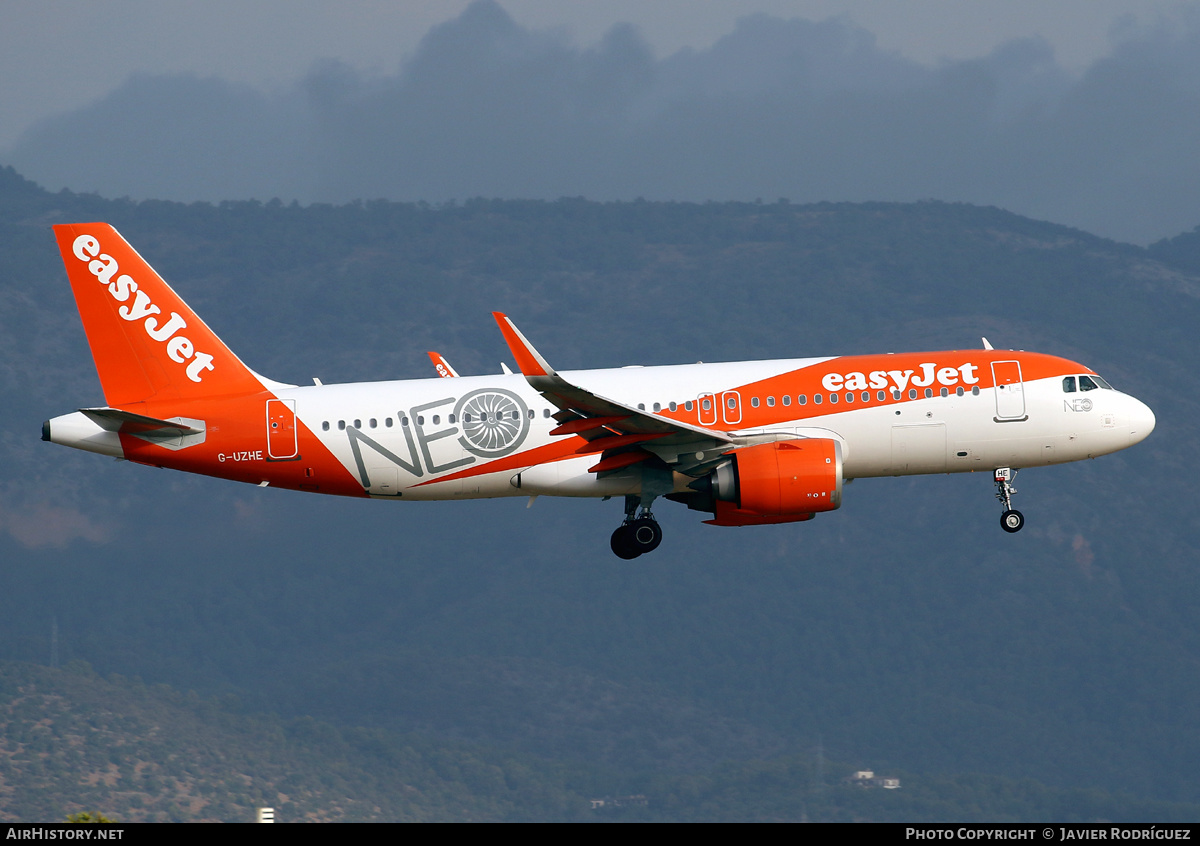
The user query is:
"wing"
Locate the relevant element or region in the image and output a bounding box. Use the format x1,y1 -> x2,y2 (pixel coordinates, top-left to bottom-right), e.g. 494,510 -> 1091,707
492,313 -> 733,475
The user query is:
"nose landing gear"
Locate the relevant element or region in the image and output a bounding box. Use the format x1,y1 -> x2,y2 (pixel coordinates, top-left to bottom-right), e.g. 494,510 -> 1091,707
995,467 -> 1024,533
610,495 -> 664,559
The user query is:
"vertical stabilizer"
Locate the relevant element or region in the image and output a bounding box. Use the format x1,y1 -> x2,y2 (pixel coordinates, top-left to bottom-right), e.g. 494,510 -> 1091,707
53,223 -> 266,406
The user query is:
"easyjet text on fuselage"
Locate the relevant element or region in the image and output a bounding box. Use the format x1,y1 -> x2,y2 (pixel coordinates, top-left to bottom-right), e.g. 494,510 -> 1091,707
821,362 -> 980,394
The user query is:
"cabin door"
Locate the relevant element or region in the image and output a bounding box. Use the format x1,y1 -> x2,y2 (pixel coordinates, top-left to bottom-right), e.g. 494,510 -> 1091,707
991,361 -> 1027,421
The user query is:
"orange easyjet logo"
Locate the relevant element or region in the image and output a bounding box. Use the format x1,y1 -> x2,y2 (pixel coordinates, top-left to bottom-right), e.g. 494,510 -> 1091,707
71,234 -> 216,383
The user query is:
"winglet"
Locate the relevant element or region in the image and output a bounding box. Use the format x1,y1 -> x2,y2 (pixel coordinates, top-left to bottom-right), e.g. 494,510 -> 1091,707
492,313 -> 555,379
427,351 -> 459,378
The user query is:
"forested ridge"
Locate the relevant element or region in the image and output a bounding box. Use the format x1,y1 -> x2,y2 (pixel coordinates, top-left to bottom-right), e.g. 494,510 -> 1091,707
1,165 -> 1199,820
4,661 -> 1198,822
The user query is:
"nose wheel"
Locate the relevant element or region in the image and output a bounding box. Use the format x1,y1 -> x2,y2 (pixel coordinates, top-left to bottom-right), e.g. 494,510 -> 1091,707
611,497 -> 664,559
994,468 -> 1024,533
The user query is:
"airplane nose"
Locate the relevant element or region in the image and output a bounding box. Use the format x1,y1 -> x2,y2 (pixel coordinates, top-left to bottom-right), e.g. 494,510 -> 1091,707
1127,397 -> 1155,446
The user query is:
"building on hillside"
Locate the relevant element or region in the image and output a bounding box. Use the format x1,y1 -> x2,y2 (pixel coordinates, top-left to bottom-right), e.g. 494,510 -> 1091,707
846,770 -> 900,789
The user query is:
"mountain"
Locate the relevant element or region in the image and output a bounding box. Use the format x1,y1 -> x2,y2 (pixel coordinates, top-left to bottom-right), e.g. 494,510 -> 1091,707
2,165 -> 1199,813
4,660 -> 1197,822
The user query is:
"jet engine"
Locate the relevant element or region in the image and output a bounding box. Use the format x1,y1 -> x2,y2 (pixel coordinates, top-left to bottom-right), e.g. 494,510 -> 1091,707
703,439 -> 843,526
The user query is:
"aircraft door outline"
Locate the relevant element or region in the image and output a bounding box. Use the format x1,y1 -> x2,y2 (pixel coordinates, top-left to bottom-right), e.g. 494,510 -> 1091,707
266,398 -> 299,460
991,361 -> 1027,421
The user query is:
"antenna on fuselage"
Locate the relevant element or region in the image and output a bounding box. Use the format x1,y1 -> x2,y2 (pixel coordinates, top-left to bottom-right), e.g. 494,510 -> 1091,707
981,337 -> 994,350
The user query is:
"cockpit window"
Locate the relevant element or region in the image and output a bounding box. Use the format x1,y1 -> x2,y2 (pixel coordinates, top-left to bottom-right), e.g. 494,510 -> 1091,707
1063,377 -> 1076,393
1078,375 -> 1099,392
1093,375 -> 1113,389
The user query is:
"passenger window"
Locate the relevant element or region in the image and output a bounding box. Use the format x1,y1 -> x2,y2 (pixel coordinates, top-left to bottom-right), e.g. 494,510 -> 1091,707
862,391 -> 870,402
1063,377 -> 1076,393
812,394 -> 820,405
844,393 -> 853,403
1079,375 -> 1099,392
940,388 -> 948,397
543,408 -> 551,418
892,390 -> 901,400
354,419 -> 362,429
416,416 -> 424,425
702,399 -> 712,411
669,402 -> 678,412
653,402 -> 662,412
971,386 -> 980,396
877,391 -> 886,401
924,388 -> 933,398
908,389 -> 917,400
829,394 -> 838,404
782,395 -> 791,406
767,396 -> 775,407
956,387 -> 964,397
322,421 -> 330,431
685,401 -> 694,411
338,420 -> 346,430
369,418 -> 377,428
386,418 -> 393,427
751,397 -> 760,408
449,414 -> 457,424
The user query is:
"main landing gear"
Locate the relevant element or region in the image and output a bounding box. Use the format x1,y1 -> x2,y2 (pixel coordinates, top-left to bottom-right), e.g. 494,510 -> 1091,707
610,495 -> 663,559
994,467 -> 1024,533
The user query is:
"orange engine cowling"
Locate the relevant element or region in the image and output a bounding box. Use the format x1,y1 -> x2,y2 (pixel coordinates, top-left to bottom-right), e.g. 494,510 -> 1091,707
705,439 -> 843,526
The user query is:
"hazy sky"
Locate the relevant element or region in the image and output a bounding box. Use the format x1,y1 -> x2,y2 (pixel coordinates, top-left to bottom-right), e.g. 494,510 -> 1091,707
8,0 -> 1200,243
0,0 -> 1187,149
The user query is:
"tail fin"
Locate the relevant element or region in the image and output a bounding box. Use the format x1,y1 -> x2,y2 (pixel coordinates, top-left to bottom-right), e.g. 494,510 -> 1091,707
53,223 -> 267,406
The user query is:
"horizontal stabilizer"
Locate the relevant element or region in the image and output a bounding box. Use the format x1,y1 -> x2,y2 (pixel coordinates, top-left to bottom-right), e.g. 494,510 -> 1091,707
80,407 -> 204,435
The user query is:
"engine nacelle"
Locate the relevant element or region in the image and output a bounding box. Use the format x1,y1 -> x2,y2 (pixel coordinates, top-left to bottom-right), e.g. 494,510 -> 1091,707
706,438 -> 842,526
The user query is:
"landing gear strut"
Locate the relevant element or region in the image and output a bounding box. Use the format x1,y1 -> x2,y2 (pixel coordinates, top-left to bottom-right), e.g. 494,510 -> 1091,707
610,495 -> 663,559
994,467 -> 1024,533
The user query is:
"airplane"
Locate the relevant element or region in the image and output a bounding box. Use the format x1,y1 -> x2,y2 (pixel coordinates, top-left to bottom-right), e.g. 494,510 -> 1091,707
43,223 -> 1156,558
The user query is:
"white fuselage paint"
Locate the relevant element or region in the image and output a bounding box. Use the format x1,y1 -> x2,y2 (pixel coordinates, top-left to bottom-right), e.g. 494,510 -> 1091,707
274,357 -> 1153,501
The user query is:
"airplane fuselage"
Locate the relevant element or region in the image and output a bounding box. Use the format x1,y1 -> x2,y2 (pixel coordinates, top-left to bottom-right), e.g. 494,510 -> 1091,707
48,349 -> 1154,501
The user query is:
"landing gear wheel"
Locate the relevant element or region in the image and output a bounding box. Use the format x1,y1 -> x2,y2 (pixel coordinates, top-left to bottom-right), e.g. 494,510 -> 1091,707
994,468 -> 1024,534
628,517 -> 663,554
610,525 -> 641,559
1000,509 -> 1025,534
